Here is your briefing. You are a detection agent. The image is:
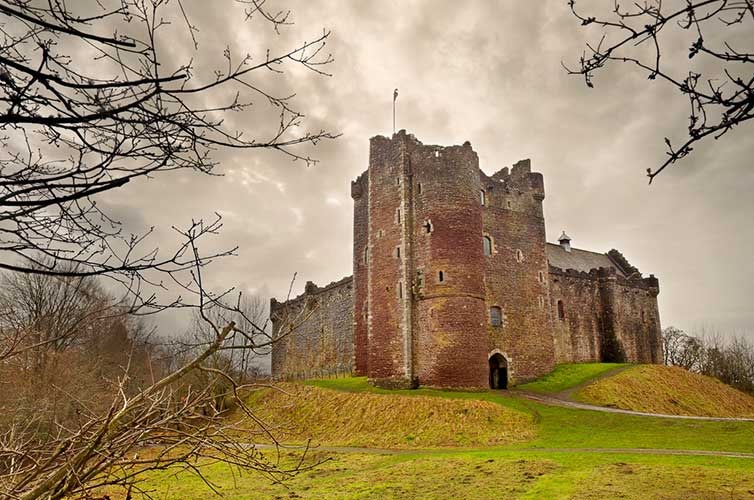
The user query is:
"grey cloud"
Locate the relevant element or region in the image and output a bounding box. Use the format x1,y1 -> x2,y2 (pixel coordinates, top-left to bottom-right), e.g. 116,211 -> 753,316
90,0 -> 752,339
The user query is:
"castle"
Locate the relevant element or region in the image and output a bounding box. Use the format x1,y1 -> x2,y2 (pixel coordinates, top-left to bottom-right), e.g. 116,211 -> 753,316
270,131 -> 663,389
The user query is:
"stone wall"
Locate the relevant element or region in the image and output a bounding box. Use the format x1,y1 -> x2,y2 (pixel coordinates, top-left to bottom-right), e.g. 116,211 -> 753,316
407,136 -> 489,388
351,171 -> 369,376
549,266 -> 662,365
270,277 -> 354,380
481,160 -> 555,383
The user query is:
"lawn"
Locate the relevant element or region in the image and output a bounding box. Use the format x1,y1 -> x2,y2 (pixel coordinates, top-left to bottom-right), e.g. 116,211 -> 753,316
97,374 -> 754,499
515,363 -> 628,394
305,376 -> 754,453
102,449 -> 754,500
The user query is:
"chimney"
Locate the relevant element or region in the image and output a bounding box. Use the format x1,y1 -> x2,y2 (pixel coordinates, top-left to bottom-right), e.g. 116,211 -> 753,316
558,231 -> 572,253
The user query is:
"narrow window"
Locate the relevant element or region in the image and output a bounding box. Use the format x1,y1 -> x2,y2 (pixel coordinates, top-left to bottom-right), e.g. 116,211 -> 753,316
438,270 -> 445,283
396,177 -> 401,185
483,236 -> 492,256
395,246 -> 401,258
538,296 -> 545,309
416,269 -> 424,288
363,246 -> 368,265
480,190 -> 486,206
538,271 -> 545,283
396,208 -> 401,224
515,249 -> 524,263
434,150 -> 440,158
557,300 -> 565,320
507,200 -> 512,209
424,220 -> 433,233
417,182 -> 422,194
398,281 -> 403,298
490,306 -> 502,327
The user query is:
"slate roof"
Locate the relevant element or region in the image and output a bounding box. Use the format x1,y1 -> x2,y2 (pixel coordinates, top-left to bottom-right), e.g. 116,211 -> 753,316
545,243 -> 626,276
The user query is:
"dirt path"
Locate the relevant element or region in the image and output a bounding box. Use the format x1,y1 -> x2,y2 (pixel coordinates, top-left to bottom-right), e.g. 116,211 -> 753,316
511,390 -> 754,422
252,443 -> 754,459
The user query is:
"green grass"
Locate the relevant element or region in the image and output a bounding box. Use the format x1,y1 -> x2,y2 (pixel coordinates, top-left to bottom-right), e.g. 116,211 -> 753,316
306,377 -> 754,454
101,449 -> 754,500
515,363 -> 628,394
573,364 -> 754,417
98,376 -> 754,499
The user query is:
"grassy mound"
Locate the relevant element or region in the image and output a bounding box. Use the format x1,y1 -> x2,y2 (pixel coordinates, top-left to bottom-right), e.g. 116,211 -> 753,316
239,383 -> 535,448
516,363 -> 628,394
574,365 -> 754,418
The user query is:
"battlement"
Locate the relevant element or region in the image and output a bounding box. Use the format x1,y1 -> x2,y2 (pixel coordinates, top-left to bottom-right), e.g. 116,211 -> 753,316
548,264 -> 659,293
270,275 -> 353,314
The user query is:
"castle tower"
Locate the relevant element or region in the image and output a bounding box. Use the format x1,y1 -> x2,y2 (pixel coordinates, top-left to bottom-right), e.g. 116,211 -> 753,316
481,160 -> 556,383
352,131 -> 489,388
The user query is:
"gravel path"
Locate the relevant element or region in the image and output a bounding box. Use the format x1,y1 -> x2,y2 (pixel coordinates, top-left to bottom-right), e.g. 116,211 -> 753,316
252,443 -> 754,459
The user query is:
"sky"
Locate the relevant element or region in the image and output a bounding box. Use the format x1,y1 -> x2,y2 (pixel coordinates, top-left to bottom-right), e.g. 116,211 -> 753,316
96,0 -> 754,340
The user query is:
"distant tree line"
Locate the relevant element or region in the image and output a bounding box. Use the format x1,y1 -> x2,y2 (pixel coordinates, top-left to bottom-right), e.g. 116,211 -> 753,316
662,326 -> 754,394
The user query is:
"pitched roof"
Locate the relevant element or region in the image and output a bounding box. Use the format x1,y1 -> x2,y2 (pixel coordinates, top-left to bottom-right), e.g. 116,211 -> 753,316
546,243 -> 625,276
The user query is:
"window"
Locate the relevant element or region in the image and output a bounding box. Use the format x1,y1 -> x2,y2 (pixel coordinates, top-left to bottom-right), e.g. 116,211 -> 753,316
395,246 -> 401,258
538,271 -> 545,283
396,177 -> 401,185
538,296 -> 545,309
483,236 -> 492,256
515,249 -> 524,263
396,208 -> 401,224
507,200 -> 512,209
424,220 -> 433,233
557,300 -> 565,320
363,246 -> 368,265
416,269 -> 424,288
490,306 -> 502,327
480,190 -> 486,206
417,182 -> 422,194
438,270 -> 445,283
434,150 -> 440,158
398,281 -> 403,299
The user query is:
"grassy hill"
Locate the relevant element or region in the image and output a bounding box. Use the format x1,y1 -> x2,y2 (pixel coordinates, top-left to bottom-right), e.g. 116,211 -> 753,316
240,382 -> 535,448
515,363 -> 628,394
573,365 -> 754,417
104,375 -> 754,500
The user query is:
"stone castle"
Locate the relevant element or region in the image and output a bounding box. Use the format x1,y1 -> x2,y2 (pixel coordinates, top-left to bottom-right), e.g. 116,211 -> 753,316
270,131 -> 663,389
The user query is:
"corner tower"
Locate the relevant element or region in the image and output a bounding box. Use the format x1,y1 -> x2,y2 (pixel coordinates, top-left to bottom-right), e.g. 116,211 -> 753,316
352,131 -> 489,388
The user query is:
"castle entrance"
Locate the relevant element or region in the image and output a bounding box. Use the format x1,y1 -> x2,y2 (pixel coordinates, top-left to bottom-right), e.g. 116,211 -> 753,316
489,353 -> 508,390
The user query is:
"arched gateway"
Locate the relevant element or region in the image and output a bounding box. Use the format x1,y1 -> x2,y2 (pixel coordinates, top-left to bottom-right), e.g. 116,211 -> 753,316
488,353 -> 508,389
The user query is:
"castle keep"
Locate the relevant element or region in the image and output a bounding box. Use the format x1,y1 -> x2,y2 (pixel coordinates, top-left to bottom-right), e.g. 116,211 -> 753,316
271,131 -> 663,389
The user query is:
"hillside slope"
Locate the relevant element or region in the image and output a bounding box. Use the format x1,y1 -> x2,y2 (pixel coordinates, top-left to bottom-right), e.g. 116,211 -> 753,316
573,365 -> 754,417
239,383 -> 535,448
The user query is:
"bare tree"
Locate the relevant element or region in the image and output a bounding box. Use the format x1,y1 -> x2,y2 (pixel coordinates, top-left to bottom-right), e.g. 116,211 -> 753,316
0,0 -> 334,497
0,0 -> 335,307
661,325 -> 704,369
566,0 -> 754,182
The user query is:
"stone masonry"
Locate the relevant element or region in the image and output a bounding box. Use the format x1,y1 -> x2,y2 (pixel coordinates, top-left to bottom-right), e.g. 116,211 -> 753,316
271,131 -> 663,388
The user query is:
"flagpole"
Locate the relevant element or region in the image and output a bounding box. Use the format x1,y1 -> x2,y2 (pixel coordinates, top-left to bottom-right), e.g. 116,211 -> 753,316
393,88 -> 398,135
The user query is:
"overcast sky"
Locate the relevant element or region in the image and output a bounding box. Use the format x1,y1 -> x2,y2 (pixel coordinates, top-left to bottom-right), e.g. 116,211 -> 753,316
101,1 -> 754,339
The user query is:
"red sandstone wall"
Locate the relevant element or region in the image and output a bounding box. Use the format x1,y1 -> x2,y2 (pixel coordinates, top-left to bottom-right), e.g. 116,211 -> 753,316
365,135 -> 411,385
408,138 -> 489,388
481,161 -> 555,383
351,172 -> 369,375
549,269 -> 604,363
548,266 -> 662,365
